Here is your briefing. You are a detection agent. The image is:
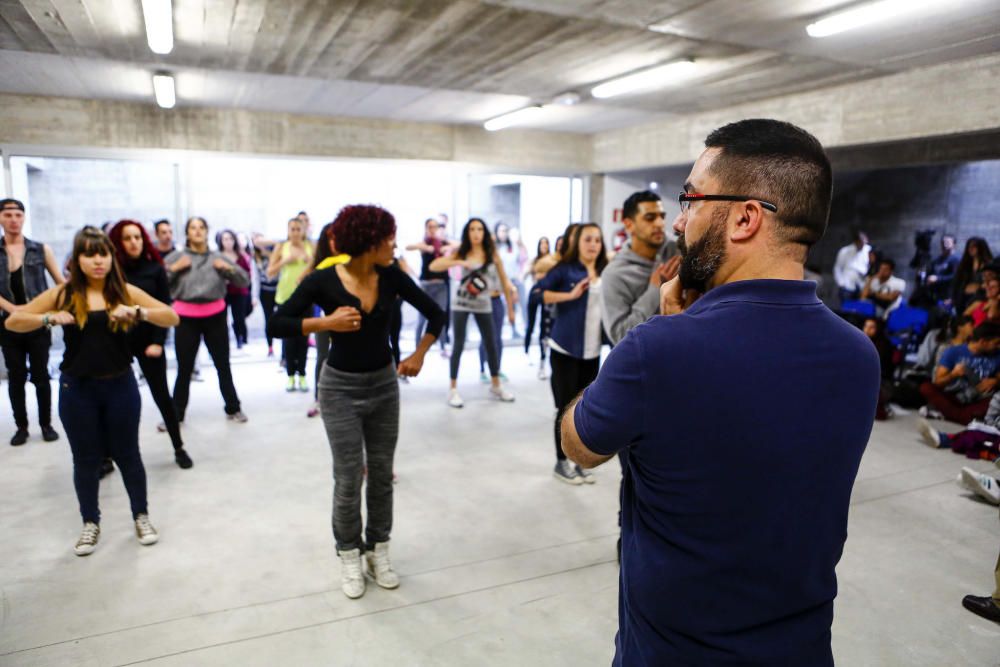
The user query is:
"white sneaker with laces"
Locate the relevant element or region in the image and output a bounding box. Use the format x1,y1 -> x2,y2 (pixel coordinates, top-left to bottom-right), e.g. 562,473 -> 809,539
553,459 -> 583,485
959,467 -> 1000,505
134,514 -> 159,546
917,418 -> 943,448
365,542 -> 400,589
227,411 -> 249,423
489,385 -> 515,402
575,464 -> 596,484
448,390 -> 464,408
339,548 -> 366,599
75,522 -> 100,556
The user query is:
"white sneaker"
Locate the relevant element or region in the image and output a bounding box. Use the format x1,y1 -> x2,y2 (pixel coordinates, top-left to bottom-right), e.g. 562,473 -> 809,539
489,385 -> 515,402
575,464 -> 596,484
553,460 -> 583,485
917,418 -> 944,448
134,514 -> 159,546
448,390 -> 464,408
227,411 -> 249,423
918,405 -> 944,420
365,542 -> 400,589
537,365 -> 548,381
959,467 -> 1000,505
74,522 -> 100,556
339,548 -> 366,599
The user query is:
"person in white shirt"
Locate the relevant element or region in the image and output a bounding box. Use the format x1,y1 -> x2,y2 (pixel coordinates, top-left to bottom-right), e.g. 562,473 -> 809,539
862,257 -> 906,317
834,230 -> 870,303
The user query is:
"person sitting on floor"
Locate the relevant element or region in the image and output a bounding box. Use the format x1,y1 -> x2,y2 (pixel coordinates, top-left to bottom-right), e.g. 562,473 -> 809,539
861,257 -> 906,318
964,275 -> 1000,328
918,391 -> 1000,465
863,317 -> 899,420
919,322 -> 1000,425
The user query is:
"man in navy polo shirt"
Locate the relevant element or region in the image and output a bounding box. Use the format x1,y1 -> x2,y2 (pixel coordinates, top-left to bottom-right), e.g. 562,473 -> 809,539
561,119 -> 880,666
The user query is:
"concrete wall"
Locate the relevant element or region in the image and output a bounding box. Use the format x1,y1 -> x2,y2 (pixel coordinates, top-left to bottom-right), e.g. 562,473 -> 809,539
0,94 -> 593,173
808,159 -> 1000,294
592,53 -> 1000,172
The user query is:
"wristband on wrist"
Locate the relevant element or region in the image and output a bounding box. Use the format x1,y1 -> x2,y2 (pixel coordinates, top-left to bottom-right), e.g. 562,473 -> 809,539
42,313 -> 53,330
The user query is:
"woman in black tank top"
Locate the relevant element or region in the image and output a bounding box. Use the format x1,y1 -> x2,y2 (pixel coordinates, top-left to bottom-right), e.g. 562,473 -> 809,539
7,226 -> 179,557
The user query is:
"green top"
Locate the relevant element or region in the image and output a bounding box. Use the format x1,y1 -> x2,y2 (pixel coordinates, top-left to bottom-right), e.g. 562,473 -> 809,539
275,241 -> 314,304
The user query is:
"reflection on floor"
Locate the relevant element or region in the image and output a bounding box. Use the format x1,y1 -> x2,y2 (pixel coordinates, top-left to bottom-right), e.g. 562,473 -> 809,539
1,343 -> 997,666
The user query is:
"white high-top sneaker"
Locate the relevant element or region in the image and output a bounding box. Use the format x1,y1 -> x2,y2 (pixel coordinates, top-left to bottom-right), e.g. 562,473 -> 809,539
339,548 -> 366,599
365,542 -> 400,589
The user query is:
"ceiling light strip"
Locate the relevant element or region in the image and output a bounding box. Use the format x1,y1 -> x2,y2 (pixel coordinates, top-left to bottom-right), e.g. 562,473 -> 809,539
142,0 -> 174,54
591,60 -> 697,99
153,73 -> 176,109
807,0 -> 938,38
484,106 -> 544,132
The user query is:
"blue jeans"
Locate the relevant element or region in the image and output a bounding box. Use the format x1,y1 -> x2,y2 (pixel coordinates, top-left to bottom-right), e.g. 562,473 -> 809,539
59,372 -> 146,524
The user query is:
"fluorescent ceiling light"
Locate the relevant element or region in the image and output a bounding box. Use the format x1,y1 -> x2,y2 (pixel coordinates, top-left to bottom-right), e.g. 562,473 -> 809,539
153,73 -> 176,109
807,0 -> 937,38
142,0 -> 174,54
591,60 -> 697,99
484,106 -> 544,131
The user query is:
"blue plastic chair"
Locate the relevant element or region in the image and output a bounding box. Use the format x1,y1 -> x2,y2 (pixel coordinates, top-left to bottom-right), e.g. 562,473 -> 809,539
887,304 -> 929,352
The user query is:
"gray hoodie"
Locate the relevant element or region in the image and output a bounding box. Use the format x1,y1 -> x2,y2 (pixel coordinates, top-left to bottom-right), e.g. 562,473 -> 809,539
165,248 -> 249,303
601,239 -> 678,346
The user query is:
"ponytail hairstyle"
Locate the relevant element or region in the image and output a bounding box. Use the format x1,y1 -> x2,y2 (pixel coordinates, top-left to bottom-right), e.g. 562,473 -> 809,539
59,226 -> 134,331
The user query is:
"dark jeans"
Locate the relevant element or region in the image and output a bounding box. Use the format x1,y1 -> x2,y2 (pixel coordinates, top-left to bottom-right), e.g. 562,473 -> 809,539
59,372 -> 146,524
919,382 -> 991,425
284,334 -> 309,377
1,329 -> 52,428
173,312 -> 241,419
451,310 -> 499,380
549,349 -> 599,461
318,363 -> 399,552
479,295 -> 505,373
260,288 -> 277,348
226,293 -> 249,346
416,280 -> 449,350
136,351 -> 183,451
525,289 -> 553,361
389,298 -> 403,366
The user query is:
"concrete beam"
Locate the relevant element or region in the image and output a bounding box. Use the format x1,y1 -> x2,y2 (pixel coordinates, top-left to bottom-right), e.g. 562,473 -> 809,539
0,93 -> 592,173
592,52 -> 1000,172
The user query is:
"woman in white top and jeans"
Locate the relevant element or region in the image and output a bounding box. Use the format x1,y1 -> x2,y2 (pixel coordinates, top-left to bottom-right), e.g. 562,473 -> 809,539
535,223 -> 608,484
430,217 -> 516,408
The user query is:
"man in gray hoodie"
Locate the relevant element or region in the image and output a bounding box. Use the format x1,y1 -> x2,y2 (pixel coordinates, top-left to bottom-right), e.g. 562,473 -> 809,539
602,190 -> 680,346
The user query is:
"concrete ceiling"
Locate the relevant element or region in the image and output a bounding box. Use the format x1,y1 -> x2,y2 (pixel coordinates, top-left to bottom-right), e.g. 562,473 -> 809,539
0,0 -> 998,133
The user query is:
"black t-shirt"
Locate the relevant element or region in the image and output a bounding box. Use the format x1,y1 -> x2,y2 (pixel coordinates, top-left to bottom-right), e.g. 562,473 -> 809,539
10,266 -> 26,305
269,263 -> 446,373
419,248 -> 449,282
61,311 -> 133,378
124,259 -> 171,350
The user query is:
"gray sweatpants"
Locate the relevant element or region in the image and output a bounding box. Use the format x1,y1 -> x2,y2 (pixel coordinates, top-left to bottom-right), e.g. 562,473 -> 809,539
318,362 -> 399,552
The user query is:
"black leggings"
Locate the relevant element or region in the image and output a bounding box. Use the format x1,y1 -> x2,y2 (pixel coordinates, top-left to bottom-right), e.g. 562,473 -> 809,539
389,298 -> 403,366
173,312 -> 241,419
550,349 -> 599,461
284,334 -> 309,377
136,351 -> 183,451
450,310 -> 498,380
226,293 -> 249,346
524,289 -> 553,361
1,329 -> 52,429
260,289 -> 277,348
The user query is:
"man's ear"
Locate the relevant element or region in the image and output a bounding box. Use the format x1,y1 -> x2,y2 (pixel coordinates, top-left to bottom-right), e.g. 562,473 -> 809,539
730,201 -> 765,243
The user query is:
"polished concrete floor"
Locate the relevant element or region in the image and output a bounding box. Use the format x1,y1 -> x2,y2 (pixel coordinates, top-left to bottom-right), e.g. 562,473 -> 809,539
1,343 -> 998,666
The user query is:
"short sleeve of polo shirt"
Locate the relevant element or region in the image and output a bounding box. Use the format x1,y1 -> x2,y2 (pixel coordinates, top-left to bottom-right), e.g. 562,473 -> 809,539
573,328 -> 645,456
938,345 -> 966,371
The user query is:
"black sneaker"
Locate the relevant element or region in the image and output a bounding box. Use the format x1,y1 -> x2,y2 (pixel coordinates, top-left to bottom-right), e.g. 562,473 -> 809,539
41,424 -> 60,442
174,448 -> 194,469
10,428 -> 28,446
99,458 -> 115,479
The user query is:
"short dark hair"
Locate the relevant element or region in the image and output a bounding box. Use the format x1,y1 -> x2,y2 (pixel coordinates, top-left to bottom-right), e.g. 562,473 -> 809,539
879,258 -> 896,271
331,205 -> 396,256
153,219 -> 171,232
0,198 -> 25,212
971,322 -> 1000,342
622,191 -> 661,221
704,119 -> 832,247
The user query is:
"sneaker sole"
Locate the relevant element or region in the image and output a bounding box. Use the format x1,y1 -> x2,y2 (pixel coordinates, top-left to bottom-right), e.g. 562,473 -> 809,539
553,471 -> 584,486
579,475 -> 596,485
138,536 -> 159,546
342,584 -> 366,599
917,419 -> 941,448
960,469 -> 1000,506
74,546 -> 97,556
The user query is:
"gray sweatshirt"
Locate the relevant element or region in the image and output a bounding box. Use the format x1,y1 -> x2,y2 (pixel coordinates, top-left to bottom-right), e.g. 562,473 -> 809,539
164,248 -> 250,303
600,239 -> 678,345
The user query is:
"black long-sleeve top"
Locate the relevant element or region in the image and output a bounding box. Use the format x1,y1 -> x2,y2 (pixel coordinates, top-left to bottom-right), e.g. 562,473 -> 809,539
123,258 -> 172,351
268,263 -> 446,373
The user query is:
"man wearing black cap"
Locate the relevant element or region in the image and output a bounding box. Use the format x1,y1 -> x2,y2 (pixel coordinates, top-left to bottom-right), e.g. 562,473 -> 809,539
0,198 -> 66,445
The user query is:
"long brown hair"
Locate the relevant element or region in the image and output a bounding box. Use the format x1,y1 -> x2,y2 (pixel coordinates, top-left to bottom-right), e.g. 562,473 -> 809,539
560,222 -> 608,274
58,226 -> 134,330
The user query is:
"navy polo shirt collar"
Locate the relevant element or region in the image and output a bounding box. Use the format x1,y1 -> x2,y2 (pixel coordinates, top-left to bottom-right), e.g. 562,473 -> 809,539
686,279 -> 821,315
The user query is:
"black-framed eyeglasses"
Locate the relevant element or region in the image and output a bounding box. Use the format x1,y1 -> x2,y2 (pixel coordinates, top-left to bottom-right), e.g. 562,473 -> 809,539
678,192 -> 778,213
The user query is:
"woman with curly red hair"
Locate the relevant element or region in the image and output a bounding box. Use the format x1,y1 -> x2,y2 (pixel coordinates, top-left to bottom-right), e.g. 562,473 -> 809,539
269,204 -> 445,600
109,221 -> 192,469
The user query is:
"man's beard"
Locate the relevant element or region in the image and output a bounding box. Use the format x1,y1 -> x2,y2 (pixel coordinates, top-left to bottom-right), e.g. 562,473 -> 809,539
677,209 -> 727,293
